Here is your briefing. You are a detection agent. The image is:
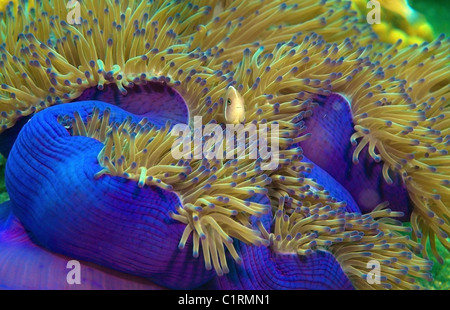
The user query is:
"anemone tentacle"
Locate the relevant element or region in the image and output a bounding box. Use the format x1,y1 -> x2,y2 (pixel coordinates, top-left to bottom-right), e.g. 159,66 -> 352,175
299,93 -> 413,219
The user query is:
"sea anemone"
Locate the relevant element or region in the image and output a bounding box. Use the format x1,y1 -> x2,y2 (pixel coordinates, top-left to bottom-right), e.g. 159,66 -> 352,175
5,99 -> 432,289
0,0 -> 449,289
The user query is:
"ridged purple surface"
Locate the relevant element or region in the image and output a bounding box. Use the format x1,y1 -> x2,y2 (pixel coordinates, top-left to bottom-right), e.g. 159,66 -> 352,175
202,206 -> 354,290
0,201 -> 164,290
209,243 -> 354,290
5,101 -> 215,289
74,82 -> 189,127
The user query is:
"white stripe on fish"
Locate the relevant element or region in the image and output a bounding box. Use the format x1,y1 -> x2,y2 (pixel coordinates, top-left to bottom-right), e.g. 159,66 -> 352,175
224,86 -> 245,124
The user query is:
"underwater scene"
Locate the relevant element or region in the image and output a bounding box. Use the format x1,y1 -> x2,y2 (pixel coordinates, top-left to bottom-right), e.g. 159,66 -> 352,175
0,0 -> 449,291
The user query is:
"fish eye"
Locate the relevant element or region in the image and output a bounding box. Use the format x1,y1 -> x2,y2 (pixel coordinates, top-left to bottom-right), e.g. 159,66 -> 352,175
227,98 -> 232,105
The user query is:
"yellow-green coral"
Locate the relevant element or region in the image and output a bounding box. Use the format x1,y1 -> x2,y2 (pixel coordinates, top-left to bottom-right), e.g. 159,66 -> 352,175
352,0 -> 434,46
0,0 -> 34,12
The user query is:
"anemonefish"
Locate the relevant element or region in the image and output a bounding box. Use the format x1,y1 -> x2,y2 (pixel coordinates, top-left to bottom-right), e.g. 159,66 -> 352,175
224,86 -> 246,124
